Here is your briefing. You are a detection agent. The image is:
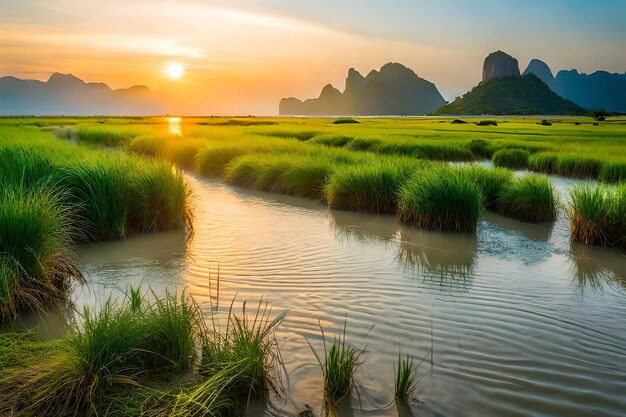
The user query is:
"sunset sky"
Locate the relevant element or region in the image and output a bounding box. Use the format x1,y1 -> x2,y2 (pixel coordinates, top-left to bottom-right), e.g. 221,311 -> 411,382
1,0 -> 625,115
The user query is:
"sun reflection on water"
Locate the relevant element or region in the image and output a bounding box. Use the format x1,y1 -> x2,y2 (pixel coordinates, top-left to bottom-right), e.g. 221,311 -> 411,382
167,117 -> 182,137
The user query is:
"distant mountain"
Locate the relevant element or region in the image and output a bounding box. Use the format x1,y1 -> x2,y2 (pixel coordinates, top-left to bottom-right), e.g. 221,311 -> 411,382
522,59 -> 554,86
0,73 -> 165,116
483,50 -> 520,81
279,63 -> 446,116
436,51 -> 587,115
523,59 -> 626,112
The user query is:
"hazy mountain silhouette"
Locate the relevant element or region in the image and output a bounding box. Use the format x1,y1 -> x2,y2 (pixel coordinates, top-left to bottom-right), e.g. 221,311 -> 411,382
436,51 -> 587,115
523,60 -> 626,112
279,63 -> 446,116
0,73 -> 165,116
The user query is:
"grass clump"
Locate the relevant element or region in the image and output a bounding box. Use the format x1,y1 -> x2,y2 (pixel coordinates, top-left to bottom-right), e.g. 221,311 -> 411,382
333,118 -> 360,124
324,160 -> 417,214
398,169 -> 484,232
476,120 -> 498,126
0,187 -> 81,321
599,161 -> 626,184
398,169 -> 483,232
530,152 -> 559,173
492,148 -> 531,169
566,185 -> 626,247
346,137 -> 381,151
309,321 -> 365,407
128,134 -> 169,158
458,166 -> 513,211
394,352 -> 416,401
468,139 -> 494,158
498,175 -> 557,223
199,300 -> 284,398
309,134 -> 354,147
554,154 -> 602,179
0,290 -> 202,416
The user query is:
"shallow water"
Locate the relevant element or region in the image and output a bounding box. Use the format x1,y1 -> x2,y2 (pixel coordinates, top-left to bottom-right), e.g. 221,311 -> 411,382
69,174 -> 626,417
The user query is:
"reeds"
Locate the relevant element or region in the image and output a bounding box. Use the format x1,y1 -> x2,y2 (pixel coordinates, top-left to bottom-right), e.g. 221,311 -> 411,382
498,175 -> 557,223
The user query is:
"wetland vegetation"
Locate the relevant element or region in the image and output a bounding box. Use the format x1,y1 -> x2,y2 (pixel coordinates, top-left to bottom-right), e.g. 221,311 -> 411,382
1,115 -> 626,416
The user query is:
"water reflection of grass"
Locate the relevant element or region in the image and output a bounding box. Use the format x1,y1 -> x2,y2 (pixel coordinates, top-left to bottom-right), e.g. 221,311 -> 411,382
395,228 -> 478,284
569,243 -> 626,292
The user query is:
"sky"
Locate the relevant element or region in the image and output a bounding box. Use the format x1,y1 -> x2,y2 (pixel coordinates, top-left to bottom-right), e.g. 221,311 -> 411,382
1,0 -> 625,115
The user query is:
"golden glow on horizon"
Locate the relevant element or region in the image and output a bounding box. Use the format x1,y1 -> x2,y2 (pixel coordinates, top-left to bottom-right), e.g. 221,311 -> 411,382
165,63 -> 184,79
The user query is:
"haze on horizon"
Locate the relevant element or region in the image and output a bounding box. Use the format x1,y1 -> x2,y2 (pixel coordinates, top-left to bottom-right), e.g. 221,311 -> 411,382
1,0 -> 625,115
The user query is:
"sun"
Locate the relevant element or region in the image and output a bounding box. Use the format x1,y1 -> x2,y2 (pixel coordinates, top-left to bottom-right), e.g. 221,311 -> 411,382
165,63 -> 184,79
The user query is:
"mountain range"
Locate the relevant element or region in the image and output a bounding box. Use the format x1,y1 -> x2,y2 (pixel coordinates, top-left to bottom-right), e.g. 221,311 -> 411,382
436,51 -> 588,115
0,73 -> 165,116
523,59 -> 626,112
279,63 -> 446,116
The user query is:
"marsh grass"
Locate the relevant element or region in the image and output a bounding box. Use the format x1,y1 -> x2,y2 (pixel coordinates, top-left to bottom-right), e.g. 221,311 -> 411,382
0,290 -> 202,415
0,187 -> 82,321
530,152 -> 559,173
324,160 -> 419,213
308,320 -> 365,407
199,299 -> 285,399
457,166 -> 513,211
309,134 -> 355,147
394,352 -> 416,401
77,125 -> 144,147
554,154 -> 602,179
599,161 -> 626,184
398,169 -> 483,232
492,148 -> 530,169
333,118 -> 360,124
498,175 -> 557,223
566,185 -> 626,247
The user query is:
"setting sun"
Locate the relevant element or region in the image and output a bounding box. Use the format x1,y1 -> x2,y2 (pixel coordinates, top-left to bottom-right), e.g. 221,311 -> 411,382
164,63 -> 184,79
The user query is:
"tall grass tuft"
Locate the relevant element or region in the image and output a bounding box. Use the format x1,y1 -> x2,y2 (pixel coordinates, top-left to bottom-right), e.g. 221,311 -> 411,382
0,187 -> 82,321
398,169 -> 483,232
554,154 -> 602,179
566,185 -> 626,247
128,162 -> 190,233
599,161 -> 626,184
457,166 -> 513,211
324,160 -> 418,214
309,134 -> 355,147
498,175 -> 557,223
0,290 -> 202,415
309,320 -> 365,407
530,152 -> 559,174
492,148 -> 530,169
394,352 -> 416,401
199,300 -> 284,399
